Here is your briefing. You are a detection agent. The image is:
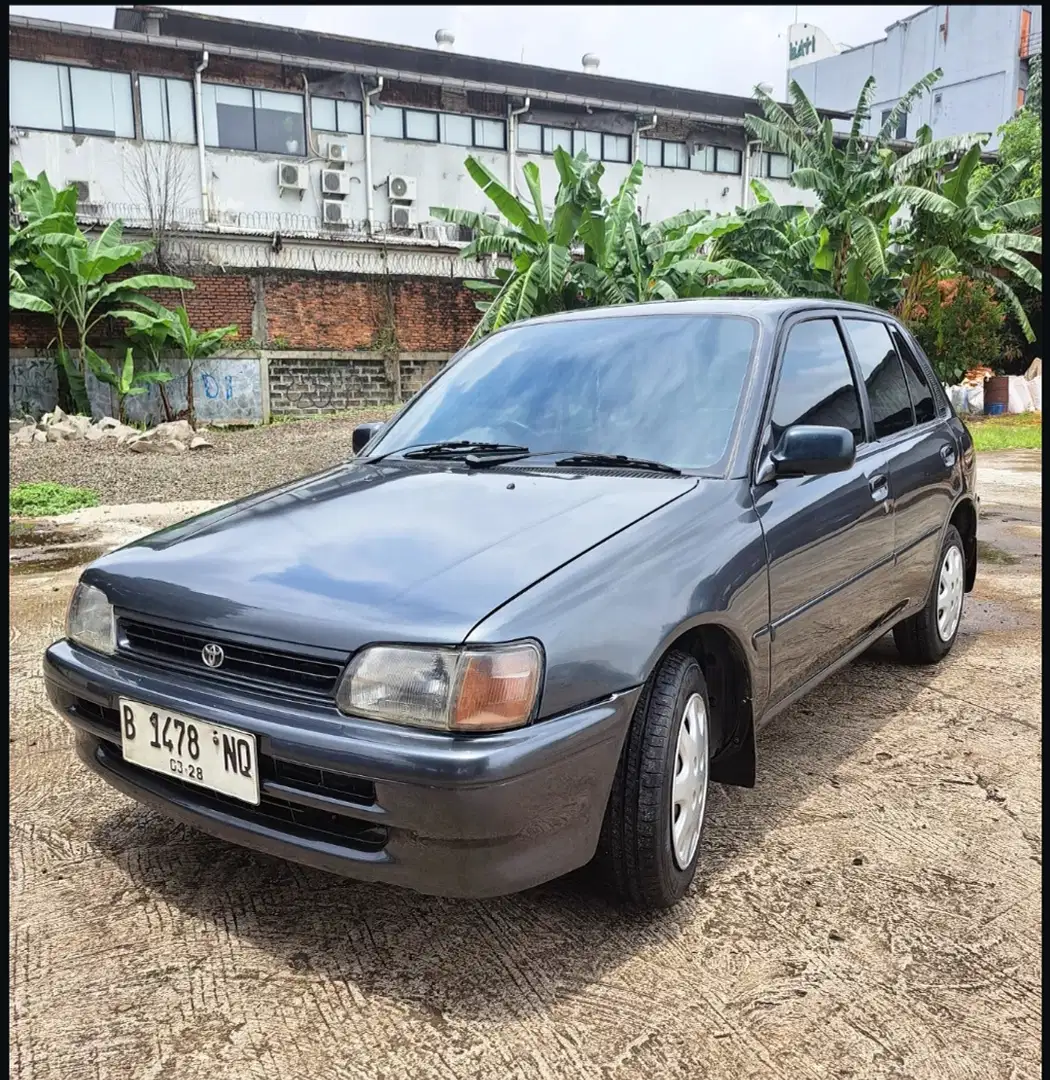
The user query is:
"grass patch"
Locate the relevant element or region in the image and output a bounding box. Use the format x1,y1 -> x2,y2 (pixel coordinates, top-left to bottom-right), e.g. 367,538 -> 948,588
9,482 -> 100,517
965,413 -> 1042,452
977,540 -> 1020,566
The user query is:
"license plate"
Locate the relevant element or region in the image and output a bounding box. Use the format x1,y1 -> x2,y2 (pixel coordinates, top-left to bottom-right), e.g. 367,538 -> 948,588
118,699 -> 260,806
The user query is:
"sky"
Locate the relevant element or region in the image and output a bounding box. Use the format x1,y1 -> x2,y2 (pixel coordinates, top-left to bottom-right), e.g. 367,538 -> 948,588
10,4 -> 929,98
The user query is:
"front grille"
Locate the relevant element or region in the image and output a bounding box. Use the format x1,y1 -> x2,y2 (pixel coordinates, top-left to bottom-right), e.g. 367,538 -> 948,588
119,617 -> 346,699
78,700 -> 381,850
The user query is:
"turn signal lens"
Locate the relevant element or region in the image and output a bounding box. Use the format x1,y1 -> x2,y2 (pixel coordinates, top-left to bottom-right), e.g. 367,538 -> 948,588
452,644 -> 543,732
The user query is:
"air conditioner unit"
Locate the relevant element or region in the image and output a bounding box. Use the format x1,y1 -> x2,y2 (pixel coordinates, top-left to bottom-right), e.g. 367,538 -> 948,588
326,140 -> 350,163
322,199 -> 350,227
389,204 -> 417,229
321,169 -> 351,196
278,161 -> 308,192
387,174 -> 417,202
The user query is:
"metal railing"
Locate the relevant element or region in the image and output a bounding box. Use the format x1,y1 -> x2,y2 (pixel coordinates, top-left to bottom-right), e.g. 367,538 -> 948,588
1021,29 -> 1042,58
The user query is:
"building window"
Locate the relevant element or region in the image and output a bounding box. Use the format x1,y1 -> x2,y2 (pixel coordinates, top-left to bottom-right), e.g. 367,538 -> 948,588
757,151 -> 792,179
473,117 -> 506,150
663,141 -> 689,169
640,137 -> 662,167
517,122 -> 542,152
9,59 -> 134,137
441,112 -> 473,146
202,85 -> 306,155
603,133 -> 631,162
714,147 -> 742,174
371,102 -> 404,139
572,129 -> 602,158
404,108 -> 438,142
880,107 -> 907,140
542,126 -> 572,154
311,96 -> 362,135
139,76 -> 195,143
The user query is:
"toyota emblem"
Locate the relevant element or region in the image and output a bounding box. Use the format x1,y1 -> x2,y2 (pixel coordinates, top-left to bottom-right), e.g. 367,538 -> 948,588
201,642 -> 225,669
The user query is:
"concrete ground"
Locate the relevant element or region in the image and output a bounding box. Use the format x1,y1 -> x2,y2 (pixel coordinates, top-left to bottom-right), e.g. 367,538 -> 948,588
9,451 -> 1041,1080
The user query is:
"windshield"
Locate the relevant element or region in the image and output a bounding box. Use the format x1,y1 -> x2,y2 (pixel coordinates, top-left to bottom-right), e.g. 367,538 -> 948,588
369,313 -> 757,471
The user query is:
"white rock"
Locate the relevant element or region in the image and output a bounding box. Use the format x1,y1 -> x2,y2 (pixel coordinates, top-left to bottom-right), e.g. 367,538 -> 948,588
152,419 -> 196,443
45,426 -> 70,442
69,414 -> 93,434
97,416 -> 122,430
32,430 -> 47,443
13,425 -> 37,443
129,436 -> 187,455
49,420 -> 78,439
188,435 -> 214,450
84,426 -> 104,441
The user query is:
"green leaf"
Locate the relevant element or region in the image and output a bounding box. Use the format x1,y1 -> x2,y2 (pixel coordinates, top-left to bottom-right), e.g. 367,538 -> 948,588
520,162 -> 548,233
121,347 -> 135,394
9,292 -> 53,312
134,370 -> 174,385
463,156 -> 547,246
844,257 -> 871,304
57,347 -> 90,415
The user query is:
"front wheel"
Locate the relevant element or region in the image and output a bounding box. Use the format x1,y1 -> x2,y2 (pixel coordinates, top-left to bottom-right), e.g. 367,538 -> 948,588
595,650 -> 713,909
893,524 -> 966,665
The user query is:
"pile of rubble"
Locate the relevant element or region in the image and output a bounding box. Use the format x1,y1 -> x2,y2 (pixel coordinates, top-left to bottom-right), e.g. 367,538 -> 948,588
10,409 -> 214,454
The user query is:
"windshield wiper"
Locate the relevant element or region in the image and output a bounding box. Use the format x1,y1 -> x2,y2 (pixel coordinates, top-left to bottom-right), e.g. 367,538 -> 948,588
553,452 -> 682,476
401,441 -> 530,459
392,441 -> 532,469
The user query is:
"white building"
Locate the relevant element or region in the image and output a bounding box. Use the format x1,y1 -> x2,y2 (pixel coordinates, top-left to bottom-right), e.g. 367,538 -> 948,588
788,5 -> 1041,149
9,4 -> 834,247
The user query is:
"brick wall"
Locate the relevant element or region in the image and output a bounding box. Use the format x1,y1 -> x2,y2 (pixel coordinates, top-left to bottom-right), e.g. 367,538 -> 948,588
264,275 -> 477,351
8,272 -> 255,350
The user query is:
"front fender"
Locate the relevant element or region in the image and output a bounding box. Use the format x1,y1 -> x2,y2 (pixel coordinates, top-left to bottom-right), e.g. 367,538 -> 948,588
466,479 -> 771,722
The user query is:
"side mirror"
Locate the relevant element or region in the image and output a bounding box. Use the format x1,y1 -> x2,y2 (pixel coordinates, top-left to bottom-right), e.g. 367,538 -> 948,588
770,424 -> 855,478
352,422 -> 383,456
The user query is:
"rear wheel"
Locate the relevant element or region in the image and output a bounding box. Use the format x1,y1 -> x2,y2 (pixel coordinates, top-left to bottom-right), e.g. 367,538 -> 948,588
596,650 -> 713,909
893,524 -> 966,665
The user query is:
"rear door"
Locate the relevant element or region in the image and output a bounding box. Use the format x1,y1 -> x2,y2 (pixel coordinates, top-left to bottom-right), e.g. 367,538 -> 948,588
880,326 -> 963,609
753,315 -> 897,709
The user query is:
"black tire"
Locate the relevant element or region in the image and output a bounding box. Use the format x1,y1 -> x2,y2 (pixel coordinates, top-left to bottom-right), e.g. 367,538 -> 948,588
893,524 -> 966,665
595,650 -> 713,909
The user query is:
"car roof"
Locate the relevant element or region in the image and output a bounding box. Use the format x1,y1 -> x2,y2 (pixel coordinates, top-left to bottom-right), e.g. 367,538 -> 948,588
521,297 -> 898,329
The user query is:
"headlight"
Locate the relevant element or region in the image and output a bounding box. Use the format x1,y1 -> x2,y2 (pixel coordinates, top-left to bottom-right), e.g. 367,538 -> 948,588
336,641 -> 543,733
66,582 -> 116,656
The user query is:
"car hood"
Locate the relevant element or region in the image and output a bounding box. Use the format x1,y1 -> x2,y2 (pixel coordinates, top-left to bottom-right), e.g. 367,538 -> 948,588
87,460 -> 697,652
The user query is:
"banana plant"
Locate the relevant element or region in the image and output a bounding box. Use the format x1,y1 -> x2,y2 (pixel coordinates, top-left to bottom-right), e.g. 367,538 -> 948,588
879,139 -> 1042,337
84,346 -> 174,424
431,149 -> 605,341
746,70 -> 945,301
116,299 -> 238,423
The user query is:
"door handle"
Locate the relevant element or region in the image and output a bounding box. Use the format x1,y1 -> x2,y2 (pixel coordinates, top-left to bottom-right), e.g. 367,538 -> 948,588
940,444 -> 957,468
869,474 -> 889,503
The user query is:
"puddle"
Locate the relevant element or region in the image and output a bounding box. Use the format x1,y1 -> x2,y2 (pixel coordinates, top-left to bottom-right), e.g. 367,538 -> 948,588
9,544 -> 111,575
9,521 -> 92,549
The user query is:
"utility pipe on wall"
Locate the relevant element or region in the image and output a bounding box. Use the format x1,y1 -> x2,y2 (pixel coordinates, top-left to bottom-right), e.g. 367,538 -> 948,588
361,76 -> 384,234
507,96 -> 530,196
193,50 -> 210,222
742,140 -> 762,208
633,113 -> 657,163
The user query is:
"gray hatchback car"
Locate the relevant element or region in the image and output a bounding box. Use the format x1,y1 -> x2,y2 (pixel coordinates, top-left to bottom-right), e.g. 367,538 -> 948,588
45,299 -> 978,909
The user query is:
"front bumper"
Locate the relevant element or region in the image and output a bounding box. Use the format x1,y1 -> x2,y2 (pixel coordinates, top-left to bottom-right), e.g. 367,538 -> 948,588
44,640 -> 638,899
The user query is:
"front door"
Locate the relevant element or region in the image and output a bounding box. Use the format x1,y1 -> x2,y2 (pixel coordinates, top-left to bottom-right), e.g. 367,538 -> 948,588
882,326 -> 962,608
753,316 -> 897,709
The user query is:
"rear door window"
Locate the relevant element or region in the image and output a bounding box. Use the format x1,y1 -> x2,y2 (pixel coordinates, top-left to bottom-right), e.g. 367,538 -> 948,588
771,319 -> 865,446
843,319 -> 914,439
890,328 -> 937,425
